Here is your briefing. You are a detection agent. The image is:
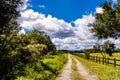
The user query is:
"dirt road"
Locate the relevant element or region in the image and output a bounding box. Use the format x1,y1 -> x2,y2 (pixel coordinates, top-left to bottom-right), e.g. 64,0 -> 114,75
56,54 -> 97,80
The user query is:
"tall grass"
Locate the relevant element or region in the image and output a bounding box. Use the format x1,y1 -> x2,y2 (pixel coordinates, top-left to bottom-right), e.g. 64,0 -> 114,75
17,54 -> 68,80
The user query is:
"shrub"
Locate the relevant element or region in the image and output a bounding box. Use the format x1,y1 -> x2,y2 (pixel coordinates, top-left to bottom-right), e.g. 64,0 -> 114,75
16,54 -> 68,80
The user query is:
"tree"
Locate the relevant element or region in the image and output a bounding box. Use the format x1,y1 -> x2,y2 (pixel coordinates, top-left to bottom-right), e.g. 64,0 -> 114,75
92,43 -> 106,57
93,43 -> 102,53
102,40 -> 115,56
90,0 -> 119,56
91,0 -> 120,39
0,30 -> 57,79
0,0 -> 22,34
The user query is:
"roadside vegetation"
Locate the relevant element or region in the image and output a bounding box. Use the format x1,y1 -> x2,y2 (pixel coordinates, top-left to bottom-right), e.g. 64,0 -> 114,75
17,54 -> 68,80
0,1 -> 69,79
73,55 -> 120,80
0,29 -> 69,79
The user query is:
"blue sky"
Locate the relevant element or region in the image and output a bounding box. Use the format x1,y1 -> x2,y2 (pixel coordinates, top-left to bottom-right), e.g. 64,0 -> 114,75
18,0 -> 120,50
27,0 -> 106,22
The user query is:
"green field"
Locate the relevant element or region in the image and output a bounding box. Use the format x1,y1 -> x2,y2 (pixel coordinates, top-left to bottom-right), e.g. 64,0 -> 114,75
90,52 -> 120,59
76,52 -> 120,59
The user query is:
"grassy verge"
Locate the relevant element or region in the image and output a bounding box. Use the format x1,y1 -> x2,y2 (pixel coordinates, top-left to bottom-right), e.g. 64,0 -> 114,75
71,57 -> 82,80
73,55 -> 120,80
16,54 -> 68,80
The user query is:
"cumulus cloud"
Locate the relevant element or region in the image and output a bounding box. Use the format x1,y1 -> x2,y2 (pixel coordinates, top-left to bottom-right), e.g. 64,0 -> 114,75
57,16 -> 103,50
52,37 -> 96,50
95,7 -> 104,14
18,8 -> 120,50
74,14 -> 95,40
18,9 -> 98,50
17,0 -> 29,11
18,9 -> 75,37
50,14 -> 96,50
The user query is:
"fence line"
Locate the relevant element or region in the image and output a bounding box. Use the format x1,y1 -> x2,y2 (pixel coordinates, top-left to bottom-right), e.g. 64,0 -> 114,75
74,54 -> 120,67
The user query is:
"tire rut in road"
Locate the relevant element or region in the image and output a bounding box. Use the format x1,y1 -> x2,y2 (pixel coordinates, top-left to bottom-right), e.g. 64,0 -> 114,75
55,54 -> 72,80
56,55 -> 97,80
73,57 -> 97,80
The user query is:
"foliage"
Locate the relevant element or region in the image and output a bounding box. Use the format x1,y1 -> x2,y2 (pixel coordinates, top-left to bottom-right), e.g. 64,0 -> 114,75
0,0 -> 22,34
102,40 -> 115,56
0,30 -> 56,79
92,40 -> 115,56
16,54 -> 68,80
91,0 -> 120,39
92,43 -> 102,53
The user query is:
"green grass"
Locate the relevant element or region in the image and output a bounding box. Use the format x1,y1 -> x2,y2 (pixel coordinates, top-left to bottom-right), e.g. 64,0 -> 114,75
16,54 -> 68,80
89,52 -> 120,59
73,55 -> 120,80
71,57 -> 82,80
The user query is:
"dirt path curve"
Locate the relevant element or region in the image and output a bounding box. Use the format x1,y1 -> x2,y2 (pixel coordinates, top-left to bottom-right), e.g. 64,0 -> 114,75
56,54 -> 97,80
55,54 -> 72,80
73,57 -> 97,80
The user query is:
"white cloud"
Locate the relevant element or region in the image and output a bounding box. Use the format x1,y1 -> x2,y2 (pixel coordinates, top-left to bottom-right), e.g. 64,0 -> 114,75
18,9 -> 97,50
102,38 -> 120,49
112,0 -> 118,3
52,37 -> 96,50
18,9 -> 75,37
16,0 -> 100,50
28,3 -> 33,8
50,14 -> 98,50
18,9 -> 120,50
17,0 -> 29,11
74,14 -> 95,40
95,7 -> 104,14
39,5 -> 45,8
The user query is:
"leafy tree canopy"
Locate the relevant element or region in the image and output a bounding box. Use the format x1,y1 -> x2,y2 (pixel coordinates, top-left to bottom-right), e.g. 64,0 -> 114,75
91,0 -> 120,39
0,0 -> 22,34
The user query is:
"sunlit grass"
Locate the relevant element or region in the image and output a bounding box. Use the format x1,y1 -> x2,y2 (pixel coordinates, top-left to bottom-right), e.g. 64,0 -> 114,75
90,52 -> 120,59
17,54 -> 68,80
76,52 -> 120,66
73,55 -> 120,80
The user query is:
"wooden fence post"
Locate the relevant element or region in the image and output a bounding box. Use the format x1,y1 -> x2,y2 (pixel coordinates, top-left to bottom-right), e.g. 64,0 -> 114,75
105,58 -> 106,64
114,58 -> 116,67
107,58 -> 109,64
102,57 -> 104,64
99,57 -> 100,63
96,56 -> 98,63
75,54 -> 120,67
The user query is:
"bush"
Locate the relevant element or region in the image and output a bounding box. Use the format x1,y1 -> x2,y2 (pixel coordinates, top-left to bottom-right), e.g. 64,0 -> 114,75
16,44 -> 48,63
16,54 -> 68,80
